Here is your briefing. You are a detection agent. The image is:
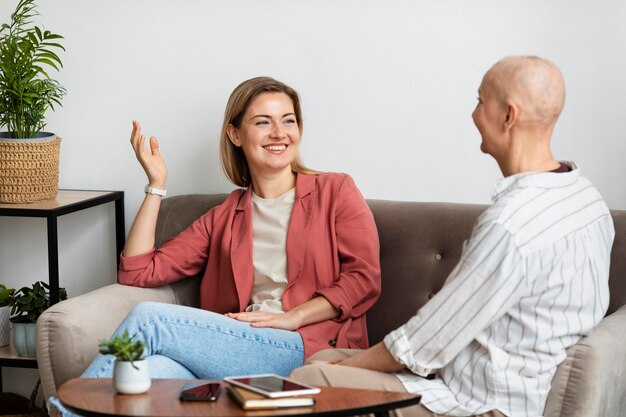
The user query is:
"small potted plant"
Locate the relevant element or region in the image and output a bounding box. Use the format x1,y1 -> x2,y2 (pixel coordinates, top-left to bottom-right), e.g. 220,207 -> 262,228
0,284 -> 15,347
9,280 -> 66,356
0,0 -> 67,203
99,329 -> 151,394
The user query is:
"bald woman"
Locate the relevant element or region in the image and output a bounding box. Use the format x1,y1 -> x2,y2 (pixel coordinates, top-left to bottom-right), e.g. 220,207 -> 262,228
290,56 -> 614,417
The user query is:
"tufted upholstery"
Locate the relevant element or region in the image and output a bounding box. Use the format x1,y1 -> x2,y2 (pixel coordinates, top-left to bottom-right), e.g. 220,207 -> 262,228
37,194 -> 626,417
364,200 -> 486,345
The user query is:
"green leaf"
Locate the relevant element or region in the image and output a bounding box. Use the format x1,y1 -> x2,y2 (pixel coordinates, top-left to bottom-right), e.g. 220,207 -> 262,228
34,57 -> 59,71
42,34 -> 63,40
27,32 -> 38,46
41,42 -> 65,51
35,51 -> 63,66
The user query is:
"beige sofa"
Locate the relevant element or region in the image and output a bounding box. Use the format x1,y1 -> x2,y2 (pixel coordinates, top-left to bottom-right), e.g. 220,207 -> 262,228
36,194 -> 626,416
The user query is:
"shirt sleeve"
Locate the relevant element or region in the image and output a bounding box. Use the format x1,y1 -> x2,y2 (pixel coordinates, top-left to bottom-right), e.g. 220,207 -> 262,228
315,175 -> 382,321
383,221 -> 527,376
117,209 -> 214,287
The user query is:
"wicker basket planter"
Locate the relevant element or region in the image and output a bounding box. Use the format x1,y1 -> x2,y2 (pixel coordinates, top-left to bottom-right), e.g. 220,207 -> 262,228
0,133 -> 61,204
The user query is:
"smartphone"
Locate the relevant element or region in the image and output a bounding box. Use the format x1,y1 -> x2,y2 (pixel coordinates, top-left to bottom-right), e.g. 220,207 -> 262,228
179,382 -> 222,401
224,374 -> 321,398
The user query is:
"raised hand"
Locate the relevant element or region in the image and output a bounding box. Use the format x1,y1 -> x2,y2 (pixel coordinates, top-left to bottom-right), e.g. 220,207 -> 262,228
130,120 -> 168,188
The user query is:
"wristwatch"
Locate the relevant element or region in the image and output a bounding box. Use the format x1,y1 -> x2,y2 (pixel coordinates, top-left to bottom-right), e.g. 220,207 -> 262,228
144,184 -> 167,197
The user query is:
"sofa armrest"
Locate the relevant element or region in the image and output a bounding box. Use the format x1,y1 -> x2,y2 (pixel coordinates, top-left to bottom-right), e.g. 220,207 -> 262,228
36,283 -> 176,402
545,305 -> 626,417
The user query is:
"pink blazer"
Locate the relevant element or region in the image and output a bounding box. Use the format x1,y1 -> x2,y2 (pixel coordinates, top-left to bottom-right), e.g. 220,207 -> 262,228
118,172 -> 381,358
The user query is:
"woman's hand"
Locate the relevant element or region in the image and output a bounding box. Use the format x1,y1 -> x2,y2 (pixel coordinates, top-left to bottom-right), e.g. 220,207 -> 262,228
225,311 -> 301,331
227,296 -> 339,331
130,120 -> 168,188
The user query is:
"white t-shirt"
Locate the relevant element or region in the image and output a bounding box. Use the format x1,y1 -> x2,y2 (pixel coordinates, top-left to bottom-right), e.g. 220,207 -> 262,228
247,188 -> 296,313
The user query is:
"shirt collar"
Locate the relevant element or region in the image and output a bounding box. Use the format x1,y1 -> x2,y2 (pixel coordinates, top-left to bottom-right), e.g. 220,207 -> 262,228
236,172 -> 316,210
491,161 -> 580,202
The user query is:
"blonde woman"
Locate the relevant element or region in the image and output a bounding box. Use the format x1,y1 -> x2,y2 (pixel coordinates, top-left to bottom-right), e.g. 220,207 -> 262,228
86,77 -> 381,379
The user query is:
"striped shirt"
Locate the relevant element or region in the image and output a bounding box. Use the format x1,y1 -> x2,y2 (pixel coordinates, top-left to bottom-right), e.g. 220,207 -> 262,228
384,162 -> 614,417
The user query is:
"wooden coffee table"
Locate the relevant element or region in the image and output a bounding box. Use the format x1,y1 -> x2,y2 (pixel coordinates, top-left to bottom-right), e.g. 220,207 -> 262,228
57,378 -> 421,417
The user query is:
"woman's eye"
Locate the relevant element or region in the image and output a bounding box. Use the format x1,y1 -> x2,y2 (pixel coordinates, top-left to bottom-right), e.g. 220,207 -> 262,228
255,120 -> 270,126
284,119 -> 296,125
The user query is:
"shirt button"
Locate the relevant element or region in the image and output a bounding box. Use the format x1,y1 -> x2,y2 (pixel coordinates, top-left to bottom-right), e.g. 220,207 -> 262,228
328,339 -> 337,347
434,253 -> 442,261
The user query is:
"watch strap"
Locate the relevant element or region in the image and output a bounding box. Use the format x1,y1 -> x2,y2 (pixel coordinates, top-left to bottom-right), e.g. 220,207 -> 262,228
144,184 -> 167,197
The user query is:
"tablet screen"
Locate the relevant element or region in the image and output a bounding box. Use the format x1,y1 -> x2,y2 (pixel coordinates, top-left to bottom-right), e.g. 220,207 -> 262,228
225,374 -> 320,398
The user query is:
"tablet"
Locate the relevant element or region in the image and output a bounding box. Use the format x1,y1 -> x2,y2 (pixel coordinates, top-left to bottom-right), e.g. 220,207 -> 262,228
224,374 -> 321,398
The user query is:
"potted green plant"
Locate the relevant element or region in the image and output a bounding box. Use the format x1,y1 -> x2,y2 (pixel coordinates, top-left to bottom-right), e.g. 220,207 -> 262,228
9,280 -> 66,356
99,329 -> 151,394
0,284 -> 15,347
0,0 -> 66,204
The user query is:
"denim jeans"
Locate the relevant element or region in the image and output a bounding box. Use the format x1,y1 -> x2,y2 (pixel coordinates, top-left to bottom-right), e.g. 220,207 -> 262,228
50,301 -> 305,416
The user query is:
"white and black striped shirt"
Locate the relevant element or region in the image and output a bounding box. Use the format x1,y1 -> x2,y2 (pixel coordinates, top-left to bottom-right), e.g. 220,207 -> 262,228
384,162 -> 614,417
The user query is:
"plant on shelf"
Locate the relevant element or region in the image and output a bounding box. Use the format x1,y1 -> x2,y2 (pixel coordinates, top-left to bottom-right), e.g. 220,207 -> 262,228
0,0 -> 67,203
0,0 -> 66,139
0,284 -> 15,307
0,284 -> 15,347
9,280 -> 67,356
99,329 -> 151,394
9,280 -> 66,323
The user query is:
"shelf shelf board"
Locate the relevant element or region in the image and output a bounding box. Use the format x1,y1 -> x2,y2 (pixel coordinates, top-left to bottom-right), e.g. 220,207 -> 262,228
0,344 -> 38,368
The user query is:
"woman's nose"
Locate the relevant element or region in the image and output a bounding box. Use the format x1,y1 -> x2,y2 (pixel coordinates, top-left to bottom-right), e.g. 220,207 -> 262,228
272,124 -> 286,138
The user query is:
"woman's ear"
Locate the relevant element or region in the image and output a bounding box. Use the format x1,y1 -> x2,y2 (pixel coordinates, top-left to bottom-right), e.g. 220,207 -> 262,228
226,124 -> 241,147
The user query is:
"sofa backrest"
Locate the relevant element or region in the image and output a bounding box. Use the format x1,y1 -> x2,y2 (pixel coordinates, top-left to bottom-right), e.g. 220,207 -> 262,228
155,194 -> 231,308
155,194 -> 626,345
366,201 -> 626,344
365,200 -> 485,345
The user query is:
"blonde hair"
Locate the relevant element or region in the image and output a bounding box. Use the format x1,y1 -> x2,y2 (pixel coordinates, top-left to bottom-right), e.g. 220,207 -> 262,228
220,77 -> 314,187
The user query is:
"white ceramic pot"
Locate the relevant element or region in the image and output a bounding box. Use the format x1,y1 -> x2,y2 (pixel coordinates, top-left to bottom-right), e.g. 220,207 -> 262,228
11,322 -> 37,356
113,359 -> 151,394
0,306 -> 10,347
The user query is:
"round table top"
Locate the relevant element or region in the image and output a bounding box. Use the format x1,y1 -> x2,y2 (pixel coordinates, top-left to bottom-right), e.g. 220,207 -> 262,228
57,378 -> 421,417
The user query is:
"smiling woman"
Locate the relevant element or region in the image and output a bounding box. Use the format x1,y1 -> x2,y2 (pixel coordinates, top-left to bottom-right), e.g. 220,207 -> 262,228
225,92 -> 301,197
220,77 -> 316,194
49,76 -> 382,417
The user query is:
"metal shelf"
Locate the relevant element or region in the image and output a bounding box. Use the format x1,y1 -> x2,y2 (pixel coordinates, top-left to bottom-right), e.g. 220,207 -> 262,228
0,189 -> 125,391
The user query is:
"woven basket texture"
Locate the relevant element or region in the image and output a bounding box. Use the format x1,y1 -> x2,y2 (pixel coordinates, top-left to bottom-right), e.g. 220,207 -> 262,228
0,136 -> 61,203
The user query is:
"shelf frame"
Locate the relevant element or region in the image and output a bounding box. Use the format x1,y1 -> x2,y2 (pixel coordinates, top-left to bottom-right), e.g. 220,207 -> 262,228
0,189 -> 125,391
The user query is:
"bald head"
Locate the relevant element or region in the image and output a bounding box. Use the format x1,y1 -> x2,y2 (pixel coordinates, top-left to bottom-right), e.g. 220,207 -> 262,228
484,56 -> 565,129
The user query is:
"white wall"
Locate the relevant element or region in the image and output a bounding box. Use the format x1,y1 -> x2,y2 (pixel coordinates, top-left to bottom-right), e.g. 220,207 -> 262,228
1,0 -> 625,397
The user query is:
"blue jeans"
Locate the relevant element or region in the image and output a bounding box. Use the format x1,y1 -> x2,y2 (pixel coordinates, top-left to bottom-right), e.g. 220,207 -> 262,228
50,301 -> 305,416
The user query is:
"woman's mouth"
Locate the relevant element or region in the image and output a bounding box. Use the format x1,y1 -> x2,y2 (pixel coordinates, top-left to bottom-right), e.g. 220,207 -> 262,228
263,144 -> 288,152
